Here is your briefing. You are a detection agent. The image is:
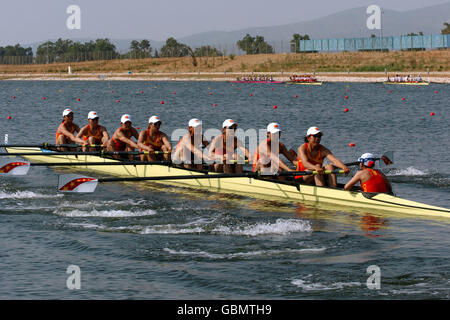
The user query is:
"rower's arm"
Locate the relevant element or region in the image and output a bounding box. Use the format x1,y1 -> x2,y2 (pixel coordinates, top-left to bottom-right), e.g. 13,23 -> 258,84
62,125 -> 85,145
325,151 -> 350,173
298,145 -> 319,171
137,131 -> 153,151
236,138 -> 250,160
280,143 -> 296,165
161,133 -> 172,152
344,171 -> 363,191
101,127 -> 110,140
75,126 -> 88,139
117,131 -> 139,149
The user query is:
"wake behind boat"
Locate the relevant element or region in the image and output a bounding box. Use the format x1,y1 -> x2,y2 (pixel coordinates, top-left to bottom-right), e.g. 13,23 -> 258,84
4,146 -> 450,219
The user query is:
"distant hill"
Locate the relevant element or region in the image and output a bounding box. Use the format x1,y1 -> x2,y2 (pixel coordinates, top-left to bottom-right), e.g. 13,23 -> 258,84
22,2 -> 450,54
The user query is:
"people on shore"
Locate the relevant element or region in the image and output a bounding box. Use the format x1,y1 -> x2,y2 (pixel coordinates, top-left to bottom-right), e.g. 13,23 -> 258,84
137,116 -> 172,161
296,127 -> 350,187
208,119 -> 250,173
344,153 -> 392,194
76,111 -> 110,151
55,108 -> 86,150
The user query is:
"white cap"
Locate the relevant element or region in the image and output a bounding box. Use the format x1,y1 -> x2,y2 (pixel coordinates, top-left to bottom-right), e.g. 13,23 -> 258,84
88,111 -> 99,120
306,126 -> 322,136
188,118 -> 202,128
358,153 -> 376,168
62,108 -> 73,116
222,119 -> 237,128
267,122 -> 281,133
149,115 -> 161,124
120,114 -> 132,123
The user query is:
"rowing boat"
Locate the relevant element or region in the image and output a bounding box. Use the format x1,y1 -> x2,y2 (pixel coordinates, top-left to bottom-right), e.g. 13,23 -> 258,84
231,81 -> 285,84
383,82 -> 430,86
4,147 -> 450,218
286,81 -> 323,85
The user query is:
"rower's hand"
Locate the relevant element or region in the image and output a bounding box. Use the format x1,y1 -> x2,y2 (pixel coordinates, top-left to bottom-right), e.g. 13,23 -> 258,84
343,166 -> 350,175
315,165 -> 324,175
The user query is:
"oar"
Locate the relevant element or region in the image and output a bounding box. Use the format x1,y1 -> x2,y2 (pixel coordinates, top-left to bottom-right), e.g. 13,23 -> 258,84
0,143 -> 101,148
344,151 -> 394,168
0,159 -> 176,176
57,169 -> 346,193
0,150 -> 170,156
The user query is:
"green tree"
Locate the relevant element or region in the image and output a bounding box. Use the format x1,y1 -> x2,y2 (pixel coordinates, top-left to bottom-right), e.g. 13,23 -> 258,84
290,34 -> 310,53
442,22 -> 450,34
237,34 -> 273,54
160,37 -> 190,57
194,45 -> 223,57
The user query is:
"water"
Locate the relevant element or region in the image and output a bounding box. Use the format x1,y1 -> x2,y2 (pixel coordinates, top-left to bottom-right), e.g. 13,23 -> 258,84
0,80 -> 449,299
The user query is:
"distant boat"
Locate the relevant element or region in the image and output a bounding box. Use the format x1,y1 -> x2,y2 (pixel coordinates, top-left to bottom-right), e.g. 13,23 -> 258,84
286,81 -> 323,85
383,81 -> 430,86
231,80 -> 285,84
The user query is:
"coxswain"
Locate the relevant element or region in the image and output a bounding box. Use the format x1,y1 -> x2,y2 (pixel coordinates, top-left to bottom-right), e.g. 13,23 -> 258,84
55,108 -> 86,150
344,153 -> 392,194
76,111 -> 109,151
208,119 -> 250,173
296,127 -> 350,187
172,118 -> 210,170
137,115 -> 172,161
107,114 -> 139,158
252,123 -> 297,176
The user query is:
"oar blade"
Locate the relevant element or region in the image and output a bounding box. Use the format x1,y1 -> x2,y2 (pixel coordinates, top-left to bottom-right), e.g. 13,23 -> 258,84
0,159 -> 31,175
380,151 -> 394,168
58,174 -> 98,193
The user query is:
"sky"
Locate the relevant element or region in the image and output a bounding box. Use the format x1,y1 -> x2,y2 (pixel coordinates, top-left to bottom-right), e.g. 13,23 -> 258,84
0,0 -> 448,46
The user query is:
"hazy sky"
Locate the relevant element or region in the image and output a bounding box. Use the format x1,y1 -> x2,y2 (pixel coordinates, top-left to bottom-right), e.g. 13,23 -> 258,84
0,0 -> 448,45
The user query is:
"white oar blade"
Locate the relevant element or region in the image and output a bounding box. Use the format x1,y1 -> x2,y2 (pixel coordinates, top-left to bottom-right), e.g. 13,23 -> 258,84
0,159 -> 31,175
58,174 -> 98,193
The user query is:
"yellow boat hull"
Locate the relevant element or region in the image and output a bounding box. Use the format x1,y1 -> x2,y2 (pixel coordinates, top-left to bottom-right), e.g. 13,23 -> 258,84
5,147 -> 450,219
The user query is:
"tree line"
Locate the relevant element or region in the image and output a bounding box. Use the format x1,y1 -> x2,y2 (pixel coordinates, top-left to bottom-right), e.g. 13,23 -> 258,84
1,22 -> 448,64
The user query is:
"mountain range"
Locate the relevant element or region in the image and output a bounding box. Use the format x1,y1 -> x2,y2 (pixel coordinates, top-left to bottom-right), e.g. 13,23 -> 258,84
23,2 -> 450,53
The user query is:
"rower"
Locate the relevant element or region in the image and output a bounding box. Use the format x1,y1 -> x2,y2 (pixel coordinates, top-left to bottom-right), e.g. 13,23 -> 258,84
137,115 -> 172,161
208,119 -> 250,173
296,127 -> 350,187
252,122 -> 297,176
106,114 -> 139,159
55,108 -> 86,150
76,111 -> 109,151
344,153 -> 392,194
172,118 -> 209,170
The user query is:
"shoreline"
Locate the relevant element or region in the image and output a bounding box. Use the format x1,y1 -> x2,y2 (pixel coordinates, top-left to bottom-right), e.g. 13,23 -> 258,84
1,72 -> 449,83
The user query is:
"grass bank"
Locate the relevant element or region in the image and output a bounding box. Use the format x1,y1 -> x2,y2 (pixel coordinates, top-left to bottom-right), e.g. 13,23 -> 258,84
1,50 -> 449,76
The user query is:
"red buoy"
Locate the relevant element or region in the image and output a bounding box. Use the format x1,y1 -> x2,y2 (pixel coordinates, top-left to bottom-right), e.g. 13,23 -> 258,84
344,108 -> 349,112
77,98 -> 80,101
161,100 -> 164,104
345,95 -> 348,99
430,112 -> 435,116
42,97 -> 46,100
249,93 -> 253,97
116,99 -> 120,103
213,103 -> 217,107
295,95 -> 299,98
348,143 -> 355,147
7,116 -> 11,120
209,92 -> 213,95
389,90 -> 392,93
273,105 -> 278,109
12,96 -> 16,100
435,91 -> 438,94
401,97 -> 406,101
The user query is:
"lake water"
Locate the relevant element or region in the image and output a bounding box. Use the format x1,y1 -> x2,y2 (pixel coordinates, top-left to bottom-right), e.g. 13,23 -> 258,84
0,80 -> 449,299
